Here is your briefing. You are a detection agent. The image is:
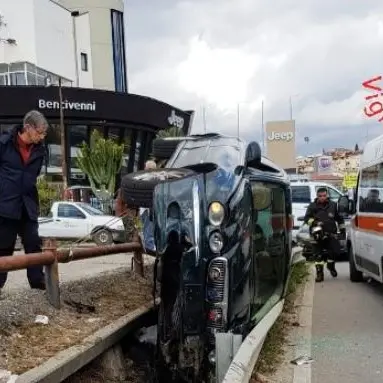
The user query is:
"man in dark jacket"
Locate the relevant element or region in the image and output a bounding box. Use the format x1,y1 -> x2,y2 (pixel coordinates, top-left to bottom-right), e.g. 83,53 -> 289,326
304,187 -> 346,282
0,110 -> 48,295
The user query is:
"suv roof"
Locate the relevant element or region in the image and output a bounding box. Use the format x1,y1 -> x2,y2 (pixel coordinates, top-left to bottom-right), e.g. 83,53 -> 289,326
290,181 -> 339,188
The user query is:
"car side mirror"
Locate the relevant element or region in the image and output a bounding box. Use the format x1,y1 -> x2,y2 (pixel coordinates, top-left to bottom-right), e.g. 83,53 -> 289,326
245,141 -> 261,168
297,216 -> 305,222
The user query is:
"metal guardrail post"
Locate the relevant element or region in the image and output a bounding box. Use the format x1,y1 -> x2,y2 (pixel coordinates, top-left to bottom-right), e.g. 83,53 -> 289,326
43,238 -> 61,309
132,231 -> 144,277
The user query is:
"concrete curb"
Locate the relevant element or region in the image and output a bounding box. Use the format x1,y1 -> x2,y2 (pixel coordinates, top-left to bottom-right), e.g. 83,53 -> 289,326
15,300 -> 159,383
222,299 -> 284,383
291,246 -> 305,265
292,264 -> 315,383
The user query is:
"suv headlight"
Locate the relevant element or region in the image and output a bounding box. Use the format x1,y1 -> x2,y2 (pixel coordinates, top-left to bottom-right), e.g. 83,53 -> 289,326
208,202 -> 225,226
209,231 -> 224,253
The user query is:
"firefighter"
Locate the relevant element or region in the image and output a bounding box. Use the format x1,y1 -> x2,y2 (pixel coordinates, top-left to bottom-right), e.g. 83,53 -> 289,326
303,187 -> 346,282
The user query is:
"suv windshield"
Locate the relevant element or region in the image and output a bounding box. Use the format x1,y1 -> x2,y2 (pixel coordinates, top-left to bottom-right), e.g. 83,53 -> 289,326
171,144 -> 241,171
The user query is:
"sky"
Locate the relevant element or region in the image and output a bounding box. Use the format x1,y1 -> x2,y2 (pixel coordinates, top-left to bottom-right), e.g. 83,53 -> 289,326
124,0 -> 383,156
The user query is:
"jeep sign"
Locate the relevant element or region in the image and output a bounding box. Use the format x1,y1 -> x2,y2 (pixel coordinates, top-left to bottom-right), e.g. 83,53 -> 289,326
267,131 -> 294,142
168,110 -> 184,129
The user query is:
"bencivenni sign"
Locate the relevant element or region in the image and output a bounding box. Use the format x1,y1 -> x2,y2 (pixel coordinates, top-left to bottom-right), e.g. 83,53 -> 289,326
38,99 -> 96,112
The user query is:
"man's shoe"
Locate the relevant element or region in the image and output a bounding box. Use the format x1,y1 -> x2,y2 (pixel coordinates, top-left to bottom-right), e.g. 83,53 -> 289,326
30,281 -> 46,290
327,261 -> 338,278
315,264 -> 324,283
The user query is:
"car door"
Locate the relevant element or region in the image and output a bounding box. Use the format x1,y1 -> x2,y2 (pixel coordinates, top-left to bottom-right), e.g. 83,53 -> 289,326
55,204 -> 88,238
354,163 -> 383,278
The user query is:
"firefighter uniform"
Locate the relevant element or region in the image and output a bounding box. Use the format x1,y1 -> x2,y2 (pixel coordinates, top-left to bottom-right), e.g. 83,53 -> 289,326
304,198 -> 346,282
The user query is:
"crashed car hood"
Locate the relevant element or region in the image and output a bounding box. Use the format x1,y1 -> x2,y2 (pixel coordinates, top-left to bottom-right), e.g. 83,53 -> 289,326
152,166 -> 240,255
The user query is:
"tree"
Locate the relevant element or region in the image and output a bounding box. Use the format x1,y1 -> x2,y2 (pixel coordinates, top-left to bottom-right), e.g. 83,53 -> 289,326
354,143 -> 359,152
76,130 -> 124,212
37,176 -> 61,216
157,126 -> 185,138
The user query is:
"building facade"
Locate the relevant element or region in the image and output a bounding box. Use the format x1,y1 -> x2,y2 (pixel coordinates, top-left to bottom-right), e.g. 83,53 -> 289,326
0,0 -> 93,88
56,0 -> 127,92
297,150 -> 361,176
0,1 -> 195,187
0,86 -> 194,185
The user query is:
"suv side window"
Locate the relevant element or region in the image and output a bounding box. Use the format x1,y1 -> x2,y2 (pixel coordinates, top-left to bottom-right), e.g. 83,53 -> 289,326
291,186 -> 311,203
251,181 -> 288,312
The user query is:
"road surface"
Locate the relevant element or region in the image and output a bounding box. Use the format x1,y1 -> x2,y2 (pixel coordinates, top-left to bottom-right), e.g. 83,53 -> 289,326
312,261 -> 383,383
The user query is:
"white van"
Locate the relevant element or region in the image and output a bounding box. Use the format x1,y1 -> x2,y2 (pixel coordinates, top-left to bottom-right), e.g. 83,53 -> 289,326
339,133 -> 383,282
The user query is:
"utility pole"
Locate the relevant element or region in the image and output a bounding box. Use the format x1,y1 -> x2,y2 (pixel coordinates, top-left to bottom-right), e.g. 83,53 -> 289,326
58,77 -> 68,189
202,105 -> 207,133
237,103 -> 240,138
261,100 -> 264,152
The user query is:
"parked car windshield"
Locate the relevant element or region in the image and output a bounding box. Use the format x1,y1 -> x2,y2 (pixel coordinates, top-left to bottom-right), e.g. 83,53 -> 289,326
77,203 -> 105,216
171,145 -> 241,171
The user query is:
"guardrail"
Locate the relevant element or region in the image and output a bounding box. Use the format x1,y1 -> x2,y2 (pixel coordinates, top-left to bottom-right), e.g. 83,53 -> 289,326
0,238 -> 144,309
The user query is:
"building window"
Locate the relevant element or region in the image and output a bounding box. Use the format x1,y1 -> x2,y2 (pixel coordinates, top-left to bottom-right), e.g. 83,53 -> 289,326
0,74 -> 7,85
10,72 -> 26,85
111,10 -> 127,92
59,125 -> 87,185
81,53 -> 88,72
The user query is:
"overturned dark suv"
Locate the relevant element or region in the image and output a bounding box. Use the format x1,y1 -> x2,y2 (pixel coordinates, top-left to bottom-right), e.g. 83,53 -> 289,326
121,134 -> 292,382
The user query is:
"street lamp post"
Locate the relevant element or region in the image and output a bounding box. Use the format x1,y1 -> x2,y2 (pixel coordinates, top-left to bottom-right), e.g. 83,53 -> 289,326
58,77 -> 68,189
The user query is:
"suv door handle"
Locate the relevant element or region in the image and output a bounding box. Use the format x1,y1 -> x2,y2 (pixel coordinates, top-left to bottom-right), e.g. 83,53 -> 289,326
55,219 -> 61,222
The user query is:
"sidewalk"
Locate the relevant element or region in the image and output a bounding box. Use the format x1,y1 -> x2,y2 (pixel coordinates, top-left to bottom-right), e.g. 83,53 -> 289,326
312,262 -> 383,383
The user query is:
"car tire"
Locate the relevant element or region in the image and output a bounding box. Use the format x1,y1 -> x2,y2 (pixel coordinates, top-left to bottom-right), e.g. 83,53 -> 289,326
152,137 -> 185,159
349,244 -> 364,282
92,228 -> 113,246
121,168 -> 196,208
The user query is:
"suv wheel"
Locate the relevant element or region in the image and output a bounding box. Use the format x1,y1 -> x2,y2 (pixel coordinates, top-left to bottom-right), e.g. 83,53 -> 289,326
152,137 -> 185,160
121,168 -> 196,208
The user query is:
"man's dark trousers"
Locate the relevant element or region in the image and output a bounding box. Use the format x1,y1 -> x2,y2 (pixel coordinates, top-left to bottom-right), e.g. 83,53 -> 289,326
0,207 -> 44,288
312,236 -> 341,263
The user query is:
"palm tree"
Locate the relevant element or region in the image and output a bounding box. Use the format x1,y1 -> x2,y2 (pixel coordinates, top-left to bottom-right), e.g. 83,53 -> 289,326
157,126 -> 185,138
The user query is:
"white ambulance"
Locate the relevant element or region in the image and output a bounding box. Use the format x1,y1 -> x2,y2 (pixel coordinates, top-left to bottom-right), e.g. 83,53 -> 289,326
339,133 -> 383,282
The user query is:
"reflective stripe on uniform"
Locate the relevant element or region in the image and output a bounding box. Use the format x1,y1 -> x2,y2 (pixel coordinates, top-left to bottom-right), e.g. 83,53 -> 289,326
308,218 -> 314,225
315,261 -> 325,265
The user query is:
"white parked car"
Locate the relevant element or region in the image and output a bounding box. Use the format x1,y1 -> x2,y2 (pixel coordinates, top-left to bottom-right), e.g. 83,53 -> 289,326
291,181 -> 345,243
38,201 -> 126,245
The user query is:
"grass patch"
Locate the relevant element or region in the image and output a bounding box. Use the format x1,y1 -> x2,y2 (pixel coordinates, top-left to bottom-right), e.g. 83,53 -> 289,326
252,261 -> 310,380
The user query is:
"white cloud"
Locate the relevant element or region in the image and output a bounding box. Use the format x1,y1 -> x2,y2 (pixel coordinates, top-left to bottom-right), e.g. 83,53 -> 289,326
125,0 -> 383,154
177,36 -> 260,110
